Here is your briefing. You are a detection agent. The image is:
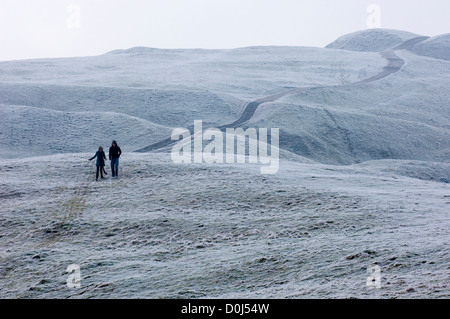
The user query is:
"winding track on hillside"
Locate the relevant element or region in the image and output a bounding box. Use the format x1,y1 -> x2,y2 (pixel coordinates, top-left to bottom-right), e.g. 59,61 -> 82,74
134,38 -> 424,153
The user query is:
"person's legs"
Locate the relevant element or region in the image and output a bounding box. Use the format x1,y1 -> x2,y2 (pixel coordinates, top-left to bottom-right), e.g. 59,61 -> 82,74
100,166 -> 104,178
96,166 -> 100,180
114,158 -> 119,177
111,159 -> 115,177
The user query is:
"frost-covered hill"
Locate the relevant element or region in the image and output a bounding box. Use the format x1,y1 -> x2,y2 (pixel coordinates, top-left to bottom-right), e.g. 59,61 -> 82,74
250,50 -> 450,164
409,34 -> 450,61
1,30 -> 449,164
326,28 -> 450,61
325,29 -> 421,52
0,29 -> 449,299
0,153 -> 448,298
0,46 -> 388,159
0,103 -> 173,158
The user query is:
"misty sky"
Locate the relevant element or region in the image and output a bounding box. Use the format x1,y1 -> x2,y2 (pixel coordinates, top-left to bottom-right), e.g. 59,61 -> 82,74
0,0 -> 449,61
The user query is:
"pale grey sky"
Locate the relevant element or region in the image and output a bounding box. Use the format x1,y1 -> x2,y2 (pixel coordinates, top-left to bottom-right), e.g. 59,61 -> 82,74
0,0 -> 449,61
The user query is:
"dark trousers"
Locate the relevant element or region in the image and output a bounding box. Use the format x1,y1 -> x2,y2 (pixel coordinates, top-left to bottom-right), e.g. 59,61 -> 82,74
111,158 -> 119,177
96,166 -> 104,179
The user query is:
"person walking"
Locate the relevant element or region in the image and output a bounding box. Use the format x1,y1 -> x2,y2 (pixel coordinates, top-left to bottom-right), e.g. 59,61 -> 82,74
109,140 -> 122,177
89,146 -> 107,181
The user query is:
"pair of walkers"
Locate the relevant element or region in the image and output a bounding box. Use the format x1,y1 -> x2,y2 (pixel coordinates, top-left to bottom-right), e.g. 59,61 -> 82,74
89,140 -> 122,181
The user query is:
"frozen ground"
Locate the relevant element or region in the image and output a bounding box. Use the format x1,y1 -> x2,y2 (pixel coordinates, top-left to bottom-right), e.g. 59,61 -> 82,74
0,46 -> 387,159
0,29 -> 449,298
0,153 -> 448,298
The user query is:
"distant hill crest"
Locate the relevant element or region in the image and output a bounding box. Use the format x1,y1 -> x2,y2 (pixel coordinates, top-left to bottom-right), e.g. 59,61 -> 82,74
326,28 -> 450,61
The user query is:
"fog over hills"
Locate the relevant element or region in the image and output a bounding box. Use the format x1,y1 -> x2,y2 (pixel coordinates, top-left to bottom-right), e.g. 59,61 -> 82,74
0,29 -> 449,299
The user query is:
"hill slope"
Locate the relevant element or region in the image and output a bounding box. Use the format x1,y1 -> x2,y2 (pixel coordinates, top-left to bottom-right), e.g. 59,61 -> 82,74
409,34 -> 450,61
0,29 -> 449,165
325,29 -> 421,52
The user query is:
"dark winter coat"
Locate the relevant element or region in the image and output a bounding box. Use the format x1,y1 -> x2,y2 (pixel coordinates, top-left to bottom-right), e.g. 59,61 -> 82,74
109,145 -> 122,160
90,151 -> 107,167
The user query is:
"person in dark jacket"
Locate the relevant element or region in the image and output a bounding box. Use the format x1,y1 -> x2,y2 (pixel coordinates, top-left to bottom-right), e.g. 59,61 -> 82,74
89,146 -> 107,181
109,140 -> 122,177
